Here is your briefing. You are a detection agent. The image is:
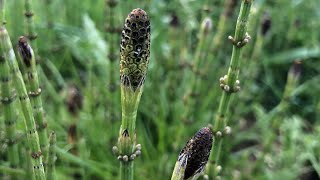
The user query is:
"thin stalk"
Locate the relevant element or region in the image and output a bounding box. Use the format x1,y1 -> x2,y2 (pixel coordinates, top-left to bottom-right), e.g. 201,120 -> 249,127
0,50 -> 20,171
24,0 -> 39,60
0,27 -> 45,180
17,36 -> 49,167
46,132 -> 56,180
0,0 -> 19,172
208,0 -> 253,178
119,86 -> 142,180
105,0 -> 119,122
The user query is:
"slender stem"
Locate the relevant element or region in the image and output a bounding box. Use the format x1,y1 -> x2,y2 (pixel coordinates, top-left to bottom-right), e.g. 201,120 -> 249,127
0,41 -> 20,172
215,0 -> 252,135
209,0 -> 253,177
17,37 -> 49,166
24,0 -> 38,57
120,161 -> 134,180
46,132 -> 56,180
0,27 -> 46,180
118,86 -> 143,180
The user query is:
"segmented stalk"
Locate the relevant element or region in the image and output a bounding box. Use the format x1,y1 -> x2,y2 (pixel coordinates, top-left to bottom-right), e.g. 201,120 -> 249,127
117,8 -> 151,180
105,0 -> 119,122
171,127 -> 213,180
24,0 -> 39,61
208,0 -> 253,178
0,42 -> 20,171
0,0 -> 19,172
17,36 -> 49,164
0,27 -> 45,180
46,132 -> 56,180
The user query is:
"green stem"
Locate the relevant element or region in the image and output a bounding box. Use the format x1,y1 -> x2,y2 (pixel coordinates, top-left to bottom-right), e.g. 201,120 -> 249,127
209,0 -> 253,177
0,27 -> 46,180
120,161 -> 134,180
18,37 -> 49,166
24,0 -> 38,56
215,0 -> 252,134
118,86 -> 142,180
0,41 -> 20,172
46,132 -> 56,180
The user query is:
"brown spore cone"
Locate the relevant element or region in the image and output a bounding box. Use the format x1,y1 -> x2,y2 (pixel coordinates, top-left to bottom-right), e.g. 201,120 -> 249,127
120,8 -> 151,91
178,127 -> 213,179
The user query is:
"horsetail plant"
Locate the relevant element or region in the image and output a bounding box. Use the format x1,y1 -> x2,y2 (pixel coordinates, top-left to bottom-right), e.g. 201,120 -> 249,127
105,0 -> 120,122
208,0 -> 253,178
113,8 -> 150,180
0,27 -> 46,180
24,0 -> 39,58
17,36 -> 49,165
171,127 -> 213,180
0,37 -> 20,172
0,0 -> 19,173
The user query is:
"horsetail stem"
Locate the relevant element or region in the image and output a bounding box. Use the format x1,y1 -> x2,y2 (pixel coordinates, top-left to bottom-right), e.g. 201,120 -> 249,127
209,0 -> 253,177
46,132 -> 56,180
0,27 -> 45,180
0,44 -> 20,171
105,0 -> 119,123
17,36 -> 49,165
171,127 -> 213,180
24,0 -> 39,61
0,0 -> 19,172
117,8 -> 150,180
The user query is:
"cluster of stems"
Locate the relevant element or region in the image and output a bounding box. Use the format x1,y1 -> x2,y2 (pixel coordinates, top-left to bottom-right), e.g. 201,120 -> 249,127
208,0 -> 253,178
0,27 -> 46,179
0,30 -> 20,172
17,36 -> 49,165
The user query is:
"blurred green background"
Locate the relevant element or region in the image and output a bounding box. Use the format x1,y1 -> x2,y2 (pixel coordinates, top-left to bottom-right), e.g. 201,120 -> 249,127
1,0 -> 320,179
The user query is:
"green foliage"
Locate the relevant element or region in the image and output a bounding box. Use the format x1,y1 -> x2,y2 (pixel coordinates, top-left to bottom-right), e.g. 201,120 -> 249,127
0,0 -> 319,179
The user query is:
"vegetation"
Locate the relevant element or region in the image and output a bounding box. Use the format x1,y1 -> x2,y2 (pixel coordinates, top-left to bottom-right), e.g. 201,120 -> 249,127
0,0 -> 319,179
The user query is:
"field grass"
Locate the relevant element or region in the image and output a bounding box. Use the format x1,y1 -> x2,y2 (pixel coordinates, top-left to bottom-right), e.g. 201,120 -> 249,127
0,0 -> 320,179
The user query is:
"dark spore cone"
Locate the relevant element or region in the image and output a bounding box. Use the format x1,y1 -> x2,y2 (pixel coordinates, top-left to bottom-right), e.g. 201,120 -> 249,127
120,8 -> 151,91
17,36 -> 33,67
179,127 -> 213,179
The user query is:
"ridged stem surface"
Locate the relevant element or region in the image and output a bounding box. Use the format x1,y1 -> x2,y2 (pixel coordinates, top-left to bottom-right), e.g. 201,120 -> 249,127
209,0 -> 253,178
0,27 -> 45,180
18,37 -> 49,166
